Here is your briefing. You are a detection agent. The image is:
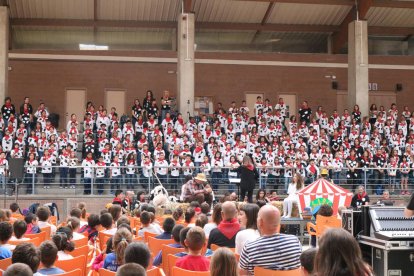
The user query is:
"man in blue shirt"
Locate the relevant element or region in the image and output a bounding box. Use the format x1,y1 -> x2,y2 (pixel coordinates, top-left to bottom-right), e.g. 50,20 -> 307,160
0,222 -> 13,259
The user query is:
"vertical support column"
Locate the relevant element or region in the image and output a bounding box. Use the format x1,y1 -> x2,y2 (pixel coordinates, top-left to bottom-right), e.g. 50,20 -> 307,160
177,13 -> 195,119
0,7 -> 9,103
348,20 -> 369,117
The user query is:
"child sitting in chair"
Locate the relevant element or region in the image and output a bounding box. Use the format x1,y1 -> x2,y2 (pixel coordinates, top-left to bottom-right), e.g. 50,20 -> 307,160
175,226 -> 210,272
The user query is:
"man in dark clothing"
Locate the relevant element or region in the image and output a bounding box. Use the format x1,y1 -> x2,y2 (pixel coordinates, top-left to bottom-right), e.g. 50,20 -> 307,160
207,201 -> 240,248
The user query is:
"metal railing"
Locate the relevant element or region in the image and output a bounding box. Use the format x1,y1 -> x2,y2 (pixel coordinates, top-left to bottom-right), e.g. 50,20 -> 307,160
0,165 -> 412,196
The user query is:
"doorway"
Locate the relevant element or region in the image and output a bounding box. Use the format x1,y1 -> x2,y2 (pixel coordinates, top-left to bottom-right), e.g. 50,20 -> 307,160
245,92 -> 264,116
278,94 -> 297,117
65,89 -> 86,127
105,90 -> 126,116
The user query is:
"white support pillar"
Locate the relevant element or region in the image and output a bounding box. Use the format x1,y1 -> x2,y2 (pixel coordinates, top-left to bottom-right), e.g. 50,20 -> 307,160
348,20 -> 369,117
0,7 -> 8,103
177,13 -> 195,119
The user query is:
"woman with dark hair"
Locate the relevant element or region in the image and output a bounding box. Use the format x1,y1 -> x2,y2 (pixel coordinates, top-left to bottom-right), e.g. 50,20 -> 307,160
235,203 -> 260,254
2,97 -> 16,128
52,227 -> 75,260
236,156 -> 259,203
203,203 -> 222,237
255,189 -> 269,203
369,104 -> 378,126
314,228 -> 372,276
142,90 -> 154,119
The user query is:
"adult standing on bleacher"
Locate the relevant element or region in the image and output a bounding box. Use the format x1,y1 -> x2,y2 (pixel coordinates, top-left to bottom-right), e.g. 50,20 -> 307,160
160,90 -> 172,122
142,90 -> 154,120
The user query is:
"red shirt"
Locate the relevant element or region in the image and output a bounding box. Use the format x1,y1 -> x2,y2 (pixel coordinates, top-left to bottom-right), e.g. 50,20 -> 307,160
175,255 -> 210,272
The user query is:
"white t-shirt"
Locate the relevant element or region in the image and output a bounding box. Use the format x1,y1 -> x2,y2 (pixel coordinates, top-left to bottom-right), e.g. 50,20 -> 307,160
235,228 -> 260,254
58,251 -> 74,260
38,221 -> 57,236
203,223 -> 217,237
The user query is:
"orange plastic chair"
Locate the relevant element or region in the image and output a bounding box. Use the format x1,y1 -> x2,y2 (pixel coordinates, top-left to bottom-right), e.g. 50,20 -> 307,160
210,244 -> 235,252
98,268 -> 115,276
306,215 -> 341,245
9,237 -> 41,247
58,269 -> 82,276
25,231 -> 47,243
98,231 -> 113,251
167,254 -> 180,276
171,266 -> 209,276
133,236 -> 144,242
69,245 -> 89,258
73,237 -> 88,248
161,245 -> 185,275
40,226 -> 51,239
50,216 -> 58,226
254,267 -> 301,276
144,231 -> 158,243
147,267 -> 166,276
148,237 -> 174,255
56,255 -> 87,276
130,217 -> 141,229
11,213 -> 24,220
0,258 -> 11,271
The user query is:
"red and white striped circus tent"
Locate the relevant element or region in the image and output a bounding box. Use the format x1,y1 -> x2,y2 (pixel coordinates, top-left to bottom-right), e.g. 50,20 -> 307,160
297,178 -> 353,215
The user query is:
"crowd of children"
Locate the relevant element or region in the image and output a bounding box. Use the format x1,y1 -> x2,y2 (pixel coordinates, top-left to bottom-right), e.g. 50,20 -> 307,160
1,94 -> 414,195
0,197 -> 371,276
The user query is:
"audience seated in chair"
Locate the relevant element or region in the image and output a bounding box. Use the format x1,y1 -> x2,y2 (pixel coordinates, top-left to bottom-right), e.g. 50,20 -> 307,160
0,222 -> 13,259
239,205 -> 302,275
116,263 -> 146,276
300,248 -> 317,276
155,217 -> 175,240
101,213 -> 116,235
176,226 -> 210,272
36,207 -> 57,236
37,241 -> 65,275
137,211 -> 162,238
153,224 -> 185,266
25,214 -> 41,234
208,201 -> 241,248
10,220 -> 30,242
210,247 -> 238,276
103,228 -> 133,272
4,263 -> 33,276
52,227 -> 75,260
314,228 -> 372,276
124,242 -> 152,270
11,243 -> 41,274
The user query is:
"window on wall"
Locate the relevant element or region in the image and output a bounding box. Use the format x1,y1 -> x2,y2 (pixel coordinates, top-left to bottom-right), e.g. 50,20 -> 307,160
195,30 -> 329,54
12,27 -> 175,51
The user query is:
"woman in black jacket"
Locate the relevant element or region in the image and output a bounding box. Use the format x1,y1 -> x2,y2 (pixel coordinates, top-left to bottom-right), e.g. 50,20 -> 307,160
237,156 -> 259,203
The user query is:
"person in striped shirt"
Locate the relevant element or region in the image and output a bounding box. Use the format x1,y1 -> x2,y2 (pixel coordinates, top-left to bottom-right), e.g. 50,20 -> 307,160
239,205 -> 302,275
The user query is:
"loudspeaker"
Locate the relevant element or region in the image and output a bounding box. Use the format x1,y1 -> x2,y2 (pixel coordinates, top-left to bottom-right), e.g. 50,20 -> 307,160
49,113 -> 60,128
396,83 -> 403,91
9,158 -> 25,179
332,81 -> 338,90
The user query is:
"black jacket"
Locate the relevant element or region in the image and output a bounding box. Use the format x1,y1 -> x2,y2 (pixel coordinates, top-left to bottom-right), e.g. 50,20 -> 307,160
236,166 -> 258,191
